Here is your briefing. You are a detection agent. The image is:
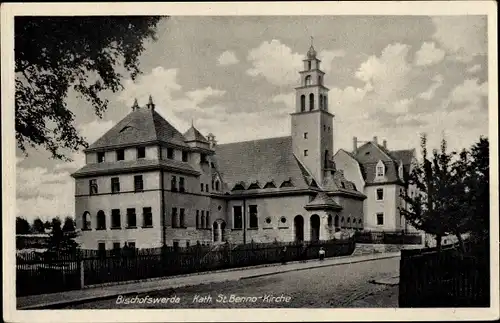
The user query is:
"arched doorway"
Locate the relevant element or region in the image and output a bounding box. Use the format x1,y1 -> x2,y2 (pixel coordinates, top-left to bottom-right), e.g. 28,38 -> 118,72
294,215 -> 304,242
220,221 -> 227,242
310,214 -> 320,241
213,222 -> 219,242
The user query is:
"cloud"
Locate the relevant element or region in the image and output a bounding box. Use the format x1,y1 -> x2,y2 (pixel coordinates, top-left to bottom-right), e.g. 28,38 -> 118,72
432,16 -> 487,62
355,43 -> 412,99
217,50 -> 239,66
467,64 -> 482,74
447,78 -> 488,109
388,98 -> 415,114
418,74 -> 444,100
246,39 -> 302,86
414,42 -> 445,66
186,87 -> 226,105
318,49 -> 346,73
271,92 -> 295,110
116,66 -> 228,134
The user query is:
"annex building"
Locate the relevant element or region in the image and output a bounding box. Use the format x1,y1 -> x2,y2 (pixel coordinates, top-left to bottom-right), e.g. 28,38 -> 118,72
72,44 -> 367,250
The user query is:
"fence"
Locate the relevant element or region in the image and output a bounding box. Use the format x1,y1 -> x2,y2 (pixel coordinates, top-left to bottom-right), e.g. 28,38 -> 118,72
354,230 -> 422,245
17,238 -> 355,296
399,241 -> 489,307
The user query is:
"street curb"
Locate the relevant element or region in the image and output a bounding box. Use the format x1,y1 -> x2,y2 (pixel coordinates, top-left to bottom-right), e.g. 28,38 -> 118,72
18,252 -> 400,310
240,253 -> 401,279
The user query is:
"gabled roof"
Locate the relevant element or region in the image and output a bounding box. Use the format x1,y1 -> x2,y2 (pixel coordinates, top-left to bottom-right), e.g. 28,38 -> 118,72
183,126 -> 208,143
87,108 -> 187,151
305,192 -> 342,210
351,142 -> 415,185
213,136 -> 310,191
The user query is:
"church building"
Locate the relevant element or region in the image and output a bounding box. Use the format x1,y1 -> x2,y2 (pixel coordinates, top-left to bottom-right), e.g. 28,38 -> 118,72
72,43 -> 366,250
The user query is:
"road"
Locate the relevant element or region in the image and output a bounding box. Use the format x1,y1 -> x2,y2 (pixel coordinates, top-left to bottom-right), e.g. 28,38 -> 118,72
62,257 -> 399,309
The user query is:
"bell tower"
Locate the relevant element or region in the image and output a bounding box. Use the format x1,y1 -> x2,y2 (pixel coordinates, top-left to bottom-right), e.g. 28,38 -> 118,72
291,38 -> 335,185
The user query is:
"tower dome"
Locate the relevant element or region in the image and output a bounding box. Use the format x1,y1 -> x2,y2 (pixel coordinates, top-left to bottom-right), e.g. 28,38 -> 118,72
307,45 -> 317,59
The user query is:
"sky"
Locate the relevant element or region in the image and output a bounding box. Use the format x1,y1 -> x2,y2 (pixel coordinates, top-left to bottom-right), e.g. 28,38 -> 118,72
15,15 -> 490,222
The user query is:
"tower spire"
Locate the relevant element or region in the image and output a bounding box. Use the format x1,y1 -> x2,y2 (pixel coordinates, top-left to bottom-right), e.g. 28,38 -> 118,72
147,95 -> 155,110
132,98 -> 139,111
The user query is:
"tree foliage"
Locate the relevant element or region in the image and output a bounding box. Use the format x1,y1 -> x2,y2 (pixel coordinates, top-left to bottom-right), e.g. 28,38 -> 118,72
400,134 -> 490,252
32,218 -> 45,233
15,16 -> 163,160
16,217 -> 31,234
62,216 -> 76,232
47,216 -> 79,253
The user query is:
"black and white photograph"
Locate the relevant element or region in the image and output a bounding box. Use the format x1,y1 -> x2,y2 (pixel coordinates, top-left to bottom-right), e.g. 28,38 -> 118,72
2,1 -> 498,322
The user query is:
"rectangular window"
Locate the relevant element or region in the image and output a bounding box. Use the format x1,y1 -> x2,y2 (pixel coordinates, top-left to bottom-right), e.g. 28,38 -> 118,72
134,175 -> 144,192
196,210 -> 200,228
200,183 -> 204,192
167,148 -> 174,159
179,208 -> 185,227
97,152 -> 105,163
113,242 -> 121,250
171,208 -> 178,228
233,206 -> 243,229
111,177 -> 120,194
376,213 -> 384,226
98,242 -> 106,252
304,150 -> 308,156
376,165 -> 384,177
89,179 -> 98,195
206,211 -> 210,227
182,151 -> 188,162
143,207 -> 153,227
304,132 -> 308,139
111,209 -> 121,228
171,175 -> 177,191
126,208 -> 136,228
205,184 -> 209,192
173,241 -> 179,251
200,154 -> 207,163
179,177 -> 185,192
116,149 -> 125,161
127,241 -> 136,249
137,147 -> 146,159
186,241 -> 190,248
376,188 -> 384,201
249,205 -> 258,228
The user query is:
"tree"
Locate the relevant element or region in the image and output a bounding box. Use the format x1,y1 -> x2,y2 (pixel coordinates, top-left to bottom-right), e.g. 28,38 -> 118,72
16,217 -> 31,234
47,216 -> 79,253
43,220 -> 51,230
15,16 -> 163,160
62,216 -> 76,232
32,218 -> 45,233
399,134 -> 460,251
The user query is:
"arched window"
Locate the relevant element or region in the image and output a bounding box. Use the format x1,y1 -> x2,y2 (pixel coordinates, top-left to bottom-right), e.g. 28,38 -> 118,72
201,214 -> 205,229
307,61 -> 312,70
305,75 -> 312,86
334,215 -> 339,228
97,210 -> 106,230
215,180 -> 220,191
83,211 -> 91,230
221,222 -> 227,242
205,212 -> 210,228
318,75 -> 322,85
324,150 -> 329,168
196,211 -> 200,228
213,222 -> 219,242
300,95 -> 306,112
319,94 -> 323,110
327,214 -> 333,227
323,95 -> 328,110
309,93 -> 314,111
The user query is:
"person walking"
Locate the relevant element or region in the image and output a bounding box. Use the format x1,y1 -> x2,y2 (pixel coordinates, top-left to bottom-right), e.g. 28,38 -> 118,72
318,247 -> 325,261
280,246 -> 287,265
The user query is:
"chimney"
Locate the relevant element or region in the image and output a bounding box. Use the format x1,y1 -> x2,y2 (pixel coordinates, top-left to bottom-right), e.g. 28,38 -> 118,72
353,136 -> 358,153
207,133 -> 217,149
373,136 -> 378,144
383,139 -> 387,149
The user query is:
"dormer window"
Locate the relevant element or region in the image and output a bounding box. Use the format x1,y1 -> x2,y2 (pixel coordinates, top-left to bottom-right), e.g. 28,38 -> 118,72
376,160 -> 385,177
137,147 -> 146,159
398,164 -> 404,179
116,149 -> 125,161
97,152 -> 105,163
